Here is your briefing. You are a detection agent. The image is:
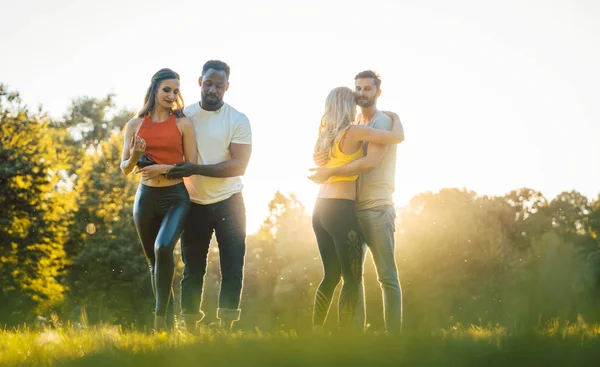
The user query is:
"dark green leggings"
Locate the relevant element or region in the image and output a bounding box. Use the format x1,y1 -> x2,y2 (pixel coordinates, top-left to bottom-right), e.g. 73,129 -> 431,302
312,198 -> 366,329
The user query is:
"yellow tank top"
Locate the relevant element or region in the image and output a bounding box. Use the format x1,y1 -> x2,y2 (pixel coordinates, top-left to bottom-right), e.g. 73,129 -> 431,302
323,129 -> 365,184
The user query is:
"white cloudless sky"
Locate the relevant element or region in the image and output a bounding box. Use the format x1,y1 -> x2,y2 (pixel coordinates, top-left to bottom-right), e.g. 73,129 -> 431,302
2,0 -> 599,233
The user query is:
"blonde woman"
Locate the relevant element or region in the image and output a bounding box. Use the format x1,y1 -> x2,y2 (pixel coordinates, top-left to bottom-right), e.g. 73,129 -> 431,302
310,86 -> 402,331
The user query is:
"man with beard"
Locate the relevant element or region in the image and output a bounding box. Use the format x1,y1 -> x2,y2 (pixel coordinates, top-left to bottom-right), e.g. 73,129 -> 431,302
166,60 -> 252,332
309,70 -> 404,335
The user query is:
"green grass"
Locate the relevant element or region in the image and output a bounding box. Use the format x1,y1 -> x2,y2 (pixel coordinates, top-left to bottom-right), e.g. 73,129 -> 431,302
2,319 -> 600,366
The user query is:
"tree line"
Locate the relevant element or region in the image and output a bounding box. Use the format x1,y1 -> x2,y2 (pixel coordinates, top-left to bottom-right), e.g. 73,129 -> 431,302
1,83 -> 599,331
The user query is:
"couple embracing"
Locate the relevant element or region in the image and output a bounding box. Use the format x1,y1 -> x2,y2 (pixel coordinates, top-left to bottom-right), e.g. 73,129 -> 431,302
309,70 -> 405,335
120,62 -> 403,335
120,60 -> 250,332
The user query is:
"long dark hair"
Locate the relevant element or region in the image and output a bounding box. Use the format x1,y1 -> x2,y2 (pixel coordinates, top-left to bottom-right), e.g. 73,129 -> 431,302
138,68 -> 185,118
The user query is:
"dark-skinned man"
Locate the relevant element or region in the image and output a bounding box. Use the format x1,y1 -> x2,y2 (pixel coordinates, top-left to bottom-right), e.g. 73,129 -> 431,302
167,60 -> 252,332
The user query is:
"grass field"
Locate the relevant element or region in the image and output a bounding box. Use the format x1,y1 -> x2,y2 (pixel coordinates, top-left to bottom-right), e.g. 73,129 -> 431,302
2,318 -> 600,366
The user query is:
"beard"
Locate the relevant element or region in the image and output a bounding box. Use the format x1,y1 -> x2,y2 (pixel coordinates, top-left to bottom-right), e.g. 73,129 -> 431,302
202,93 -> 222,106
356,96 -> 375,108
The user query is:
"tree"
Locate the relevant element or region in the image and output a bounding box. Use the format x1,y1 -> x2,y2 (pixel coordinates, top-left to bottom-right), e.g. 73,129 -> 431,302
502,188 -> 550,247
66,132 -> 153,326
49,95 -> 134,188
550,191 -> 593,238
236,192 -> 320,330
54,94 -> 132,150
0,84 -> 74,324
589,195 -> 600,243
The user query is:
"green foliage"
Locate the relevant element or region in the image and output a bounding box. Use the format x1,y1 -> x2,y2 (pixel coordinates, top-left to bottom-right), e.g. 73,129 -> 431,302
54,94 -> 132,150
67,132 -> 153,326
2,83 -> 600,338
62,185 -> 600,332
396,188 -> 600,331
242,192 -> 321,330
0,85 -> 74,324
49,94 -> 134,181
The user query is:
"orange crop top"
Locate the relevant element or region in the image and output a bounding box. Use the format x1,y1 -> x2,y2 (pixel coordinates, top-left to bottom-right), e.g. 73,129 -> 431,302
136,114 -> 184,165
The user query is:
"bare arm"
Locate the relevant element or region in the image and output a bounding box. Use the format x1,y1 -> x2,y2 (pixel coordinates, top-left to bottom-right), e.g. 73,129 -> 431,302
346,112 -> 404,145
195,143 -> 251,177
332,112 -> 404,175
334,143 -> 387,175
167,114 -> 252,179
308,143 -> 388,183
120,118 -> 145,175
166,143 -> 252,179
181,118 -> 198,164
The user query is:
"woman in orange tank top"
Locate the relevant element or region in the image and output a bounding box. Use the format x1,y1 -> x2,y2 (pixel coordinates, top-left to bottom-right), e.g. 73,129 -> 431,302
310,87 -> 403,333
120,68 -> 197,331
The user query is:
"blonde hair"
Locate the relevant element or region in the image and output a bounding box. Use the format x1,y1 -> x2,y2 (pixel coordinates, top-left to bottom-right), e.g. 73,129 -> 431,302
315,87 -> 357,157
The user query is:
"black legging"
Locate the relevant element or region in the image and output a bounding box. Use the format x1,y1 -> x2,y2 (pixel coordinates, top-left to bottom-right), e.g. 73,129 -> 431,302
133,182 -> 190,316
312,198 -> 366,329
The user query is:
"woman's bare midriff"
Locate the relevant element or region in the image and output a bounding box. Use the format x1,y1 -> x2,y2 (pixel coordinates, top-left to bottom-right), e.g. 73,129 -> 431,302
140,175 -> 183,188
317,180 -> 357,201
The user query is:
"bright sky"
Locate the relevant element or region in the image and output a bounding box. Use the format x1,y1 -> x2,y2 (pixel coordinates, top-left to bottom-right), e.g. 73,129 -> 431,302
2,0 -> 599,234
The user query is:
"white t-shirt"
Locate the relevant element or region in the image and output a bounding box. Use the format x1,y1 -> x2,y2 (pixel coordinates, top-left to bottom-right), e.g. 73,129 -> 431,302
183,102 -> 252,205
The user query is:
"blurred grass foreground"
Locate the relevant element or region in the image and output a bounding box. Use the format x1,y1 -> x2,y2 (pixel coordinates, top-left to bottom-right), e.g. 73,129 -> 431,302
3,317 -> 600,366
